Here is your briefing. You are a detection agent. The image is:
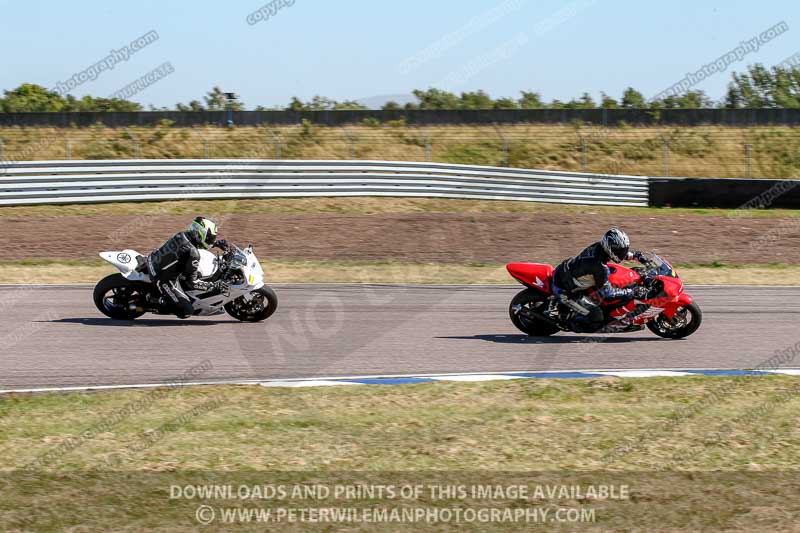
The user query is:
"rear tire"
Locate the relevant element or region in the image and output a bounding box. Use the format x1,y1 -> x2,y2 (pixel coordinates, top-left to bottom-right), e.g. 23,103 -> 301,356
646,301 -> 702,339
509,288 -> 560,336
93,274 -> 147,320
224,286 -> 279,322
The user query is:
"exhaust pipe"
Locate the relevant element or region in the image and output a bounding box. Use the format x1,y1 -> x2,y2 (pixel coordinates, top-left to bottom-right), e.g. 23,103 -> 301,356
524,308 -> 562,328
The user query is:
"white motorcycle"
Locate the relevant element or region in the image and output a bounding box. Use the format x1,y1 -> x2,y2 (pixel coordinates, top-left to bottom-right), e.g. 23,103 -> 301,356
93,243 -> 278,322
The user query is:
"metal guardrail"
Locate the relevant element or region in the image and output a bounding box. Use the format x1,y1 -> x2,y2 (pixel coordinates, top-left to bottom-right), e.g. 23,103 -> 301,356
0,160 -> 649,206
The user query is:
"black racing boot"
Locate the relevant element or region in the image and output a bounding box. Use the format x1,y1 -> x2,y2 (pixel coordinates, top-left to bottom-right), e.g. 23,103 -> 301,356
544,295 -> 560,318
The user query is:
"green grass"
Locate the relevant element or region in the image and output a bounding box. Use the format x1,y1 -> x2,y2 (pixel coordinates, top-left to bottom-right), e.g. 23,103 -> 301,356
4,376 -> 800,471
2,377 -> 800,530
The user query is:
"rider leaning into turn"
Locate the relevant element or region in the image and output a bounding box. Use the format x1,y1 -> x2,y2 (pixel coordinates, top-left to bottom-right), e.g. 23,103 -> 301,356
144,216 -> 229,319
549,227 -> 649,331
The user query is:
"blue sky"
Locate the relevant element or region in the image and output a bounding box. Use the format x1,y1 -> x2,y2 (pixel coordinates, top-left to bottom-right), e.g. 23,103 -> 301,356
1,0 -> 798,108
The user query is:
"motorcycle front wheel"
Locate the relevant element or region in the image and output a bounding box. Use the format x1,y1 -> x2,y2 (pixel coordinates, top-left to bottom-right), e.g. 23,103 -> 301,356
509,288 -> 560,336
646,301 -> 702,339
93,274 -> 147,320
224,286 -> 279,322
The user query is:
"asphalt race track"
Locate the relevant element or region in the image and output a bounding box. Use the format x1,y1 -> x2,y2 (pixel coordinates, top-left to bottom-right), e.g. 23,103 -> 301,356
1,284 -> 798,391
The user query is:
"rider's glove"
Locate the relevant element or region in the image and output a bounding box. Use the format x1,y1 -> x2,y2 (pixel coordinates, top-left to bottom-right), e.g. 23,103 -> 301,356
632,285 -> 649,299
213,239 -> 229,250
214,280 -> 230,293
631,251 -> 647,263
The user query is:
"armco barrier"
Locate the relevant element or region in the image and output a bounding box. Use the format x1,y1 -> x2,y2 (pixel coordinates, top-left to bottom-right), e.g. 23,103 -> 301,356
0,160 -> 649,207
650,178 -> 800,208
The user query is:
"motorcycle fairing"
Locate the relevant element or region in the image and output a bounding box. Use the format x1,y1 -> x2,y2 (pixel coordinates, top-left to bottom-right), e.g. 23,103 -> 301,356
99,250 -> 149,282
662,292 -> 694,319
506,263 -> 554,294
196,249 -> 218,278
181,248 -> 265,315
606,263 -> 641,287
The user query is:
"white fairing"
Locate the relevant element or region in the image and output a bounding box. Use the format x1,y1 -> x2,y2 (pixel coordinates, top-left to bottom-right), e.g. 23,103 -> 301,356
243,247 -> 266,290
98,250 -> 149,282
99,244 -> 268,316
197,249 -> 218,278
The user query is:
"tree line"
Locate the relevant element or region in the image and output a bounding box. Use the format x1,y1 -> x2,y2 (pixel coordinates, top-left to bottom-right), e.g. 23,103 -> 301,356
1,64 -> 799,113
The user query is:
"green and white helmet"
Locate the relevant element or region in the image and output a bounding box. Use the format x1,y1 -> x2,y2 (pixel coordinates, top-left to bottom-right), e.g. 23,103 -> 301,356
188,216 -> 218,249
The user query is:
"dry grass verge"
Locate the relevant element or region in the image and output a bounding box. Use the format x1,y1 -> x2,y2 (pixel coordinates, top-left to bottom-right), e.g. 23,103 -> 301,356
2,376 -> 800,530
2,197 -> 800,219
2,123 -> 800,178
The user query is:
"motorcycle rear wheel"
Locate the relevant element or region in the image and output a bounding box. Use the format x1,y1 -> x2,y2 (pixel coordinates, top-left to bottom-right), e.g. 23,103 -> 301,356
224,286 -> 279,322
646,301 -> 702,339
509,288 -> 560,336
93,274 -> 147,320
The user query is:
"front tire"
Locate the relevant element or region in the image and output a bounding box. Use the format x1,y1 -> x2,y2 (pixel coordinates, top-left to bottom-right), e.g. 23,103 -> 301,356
509,288 -> 560,336
646,301 -> 702,339
224,286 -> 279,322
93,274 -> 147,320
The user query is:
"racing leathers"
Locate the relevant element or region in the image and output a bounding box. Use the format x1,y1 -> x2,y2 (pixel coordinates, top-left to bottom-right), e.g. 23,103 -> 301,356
552,242 -> 646,331
144,231 -> 215,318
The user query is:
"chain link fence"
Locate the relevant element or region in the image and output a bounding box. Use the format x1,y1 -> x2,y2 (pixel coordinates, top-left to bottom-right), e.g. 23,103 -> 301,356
1,123 -> 798,178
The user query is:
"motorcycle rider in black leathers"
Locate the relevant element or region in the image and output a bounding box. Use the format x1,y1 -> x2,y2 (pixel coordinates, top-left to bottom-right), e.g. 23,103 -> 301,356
143,216 -> 228,318
549,228 -> 648,332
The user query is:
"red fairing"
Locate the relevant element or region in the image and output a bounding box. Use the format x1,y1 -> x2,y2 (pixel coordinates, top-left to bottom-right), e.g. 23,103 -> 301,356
663,292 -> 694,318
677,293 -> 694,305
661,276 -> 685,297
606,263 -> 642,288
506,263 -> 555,294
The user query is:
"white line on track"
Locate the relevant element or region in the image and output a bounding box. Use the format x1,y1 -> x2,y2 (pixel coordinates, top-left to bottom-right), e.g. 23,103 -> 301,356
3,367 -> 800,395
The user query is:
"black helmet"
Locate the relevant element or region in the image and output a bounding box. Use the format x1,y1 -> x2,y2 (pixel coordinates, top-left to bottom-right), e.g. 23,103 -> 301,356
188,216 -> 218,249
600,227 -> 630,262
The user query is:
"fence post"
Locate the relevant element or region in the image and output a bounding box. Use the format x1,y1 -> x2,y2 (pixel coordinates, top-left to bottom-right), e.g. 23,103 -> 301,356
203,139 -> 209,159
124,128 -> 141,159
0,138 -> 4,161
661,138 -> 669,177
424,133 -> 431,162
745,143 -> 752,178
341,128 -> 356,159
271,132 -> 282,159
494,125 -> 508,167
66,140 -> 71,160
581,137 -> 587,171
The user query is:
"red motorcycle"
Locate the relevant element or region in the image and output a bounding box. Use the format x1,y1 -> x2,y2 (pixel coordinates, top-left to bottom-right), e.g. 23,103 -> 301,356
506,252 -> 702,338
